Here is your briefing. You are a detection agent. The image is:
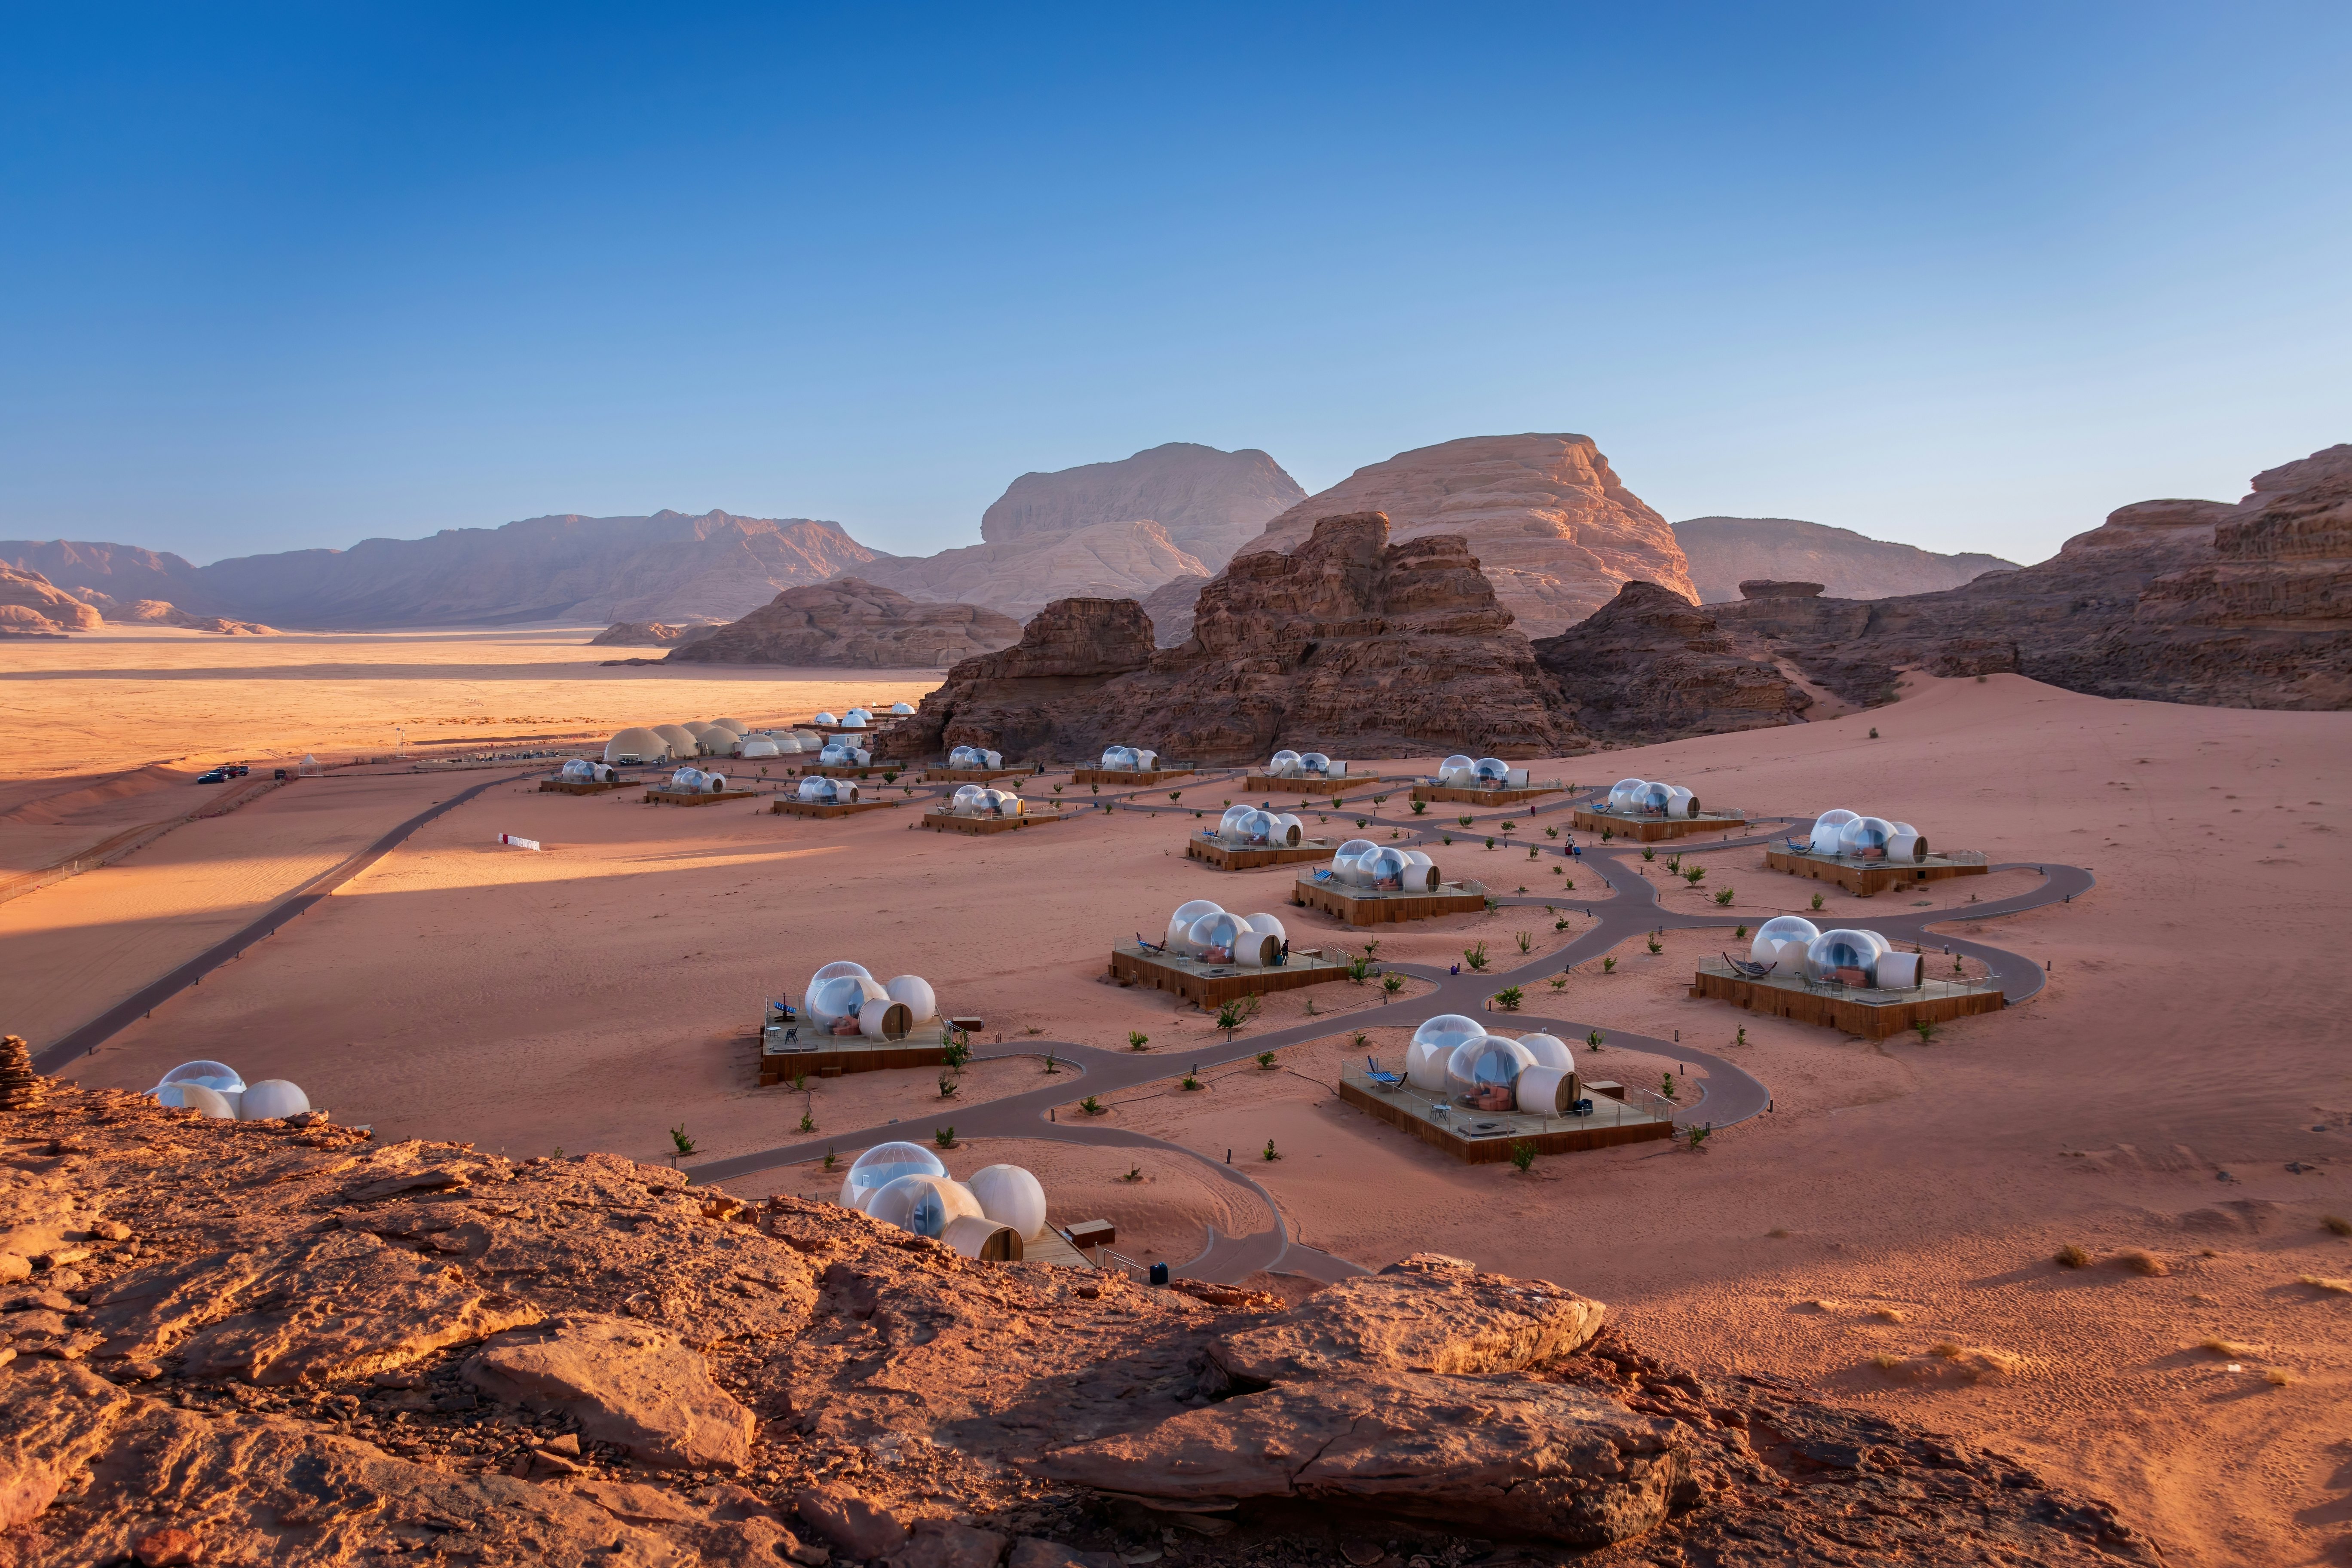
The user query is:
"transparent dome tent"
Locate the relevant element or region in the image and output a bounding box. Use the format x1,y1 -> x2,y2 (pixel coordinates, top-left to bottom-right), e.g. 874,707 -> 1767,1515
839,1142 -> 946,1211
796,776 -> 861,804
560,758 -> 618,784
947,745 -> 1004,770
1406,1015 -> 1486,1090
1749,916 -> 1820,970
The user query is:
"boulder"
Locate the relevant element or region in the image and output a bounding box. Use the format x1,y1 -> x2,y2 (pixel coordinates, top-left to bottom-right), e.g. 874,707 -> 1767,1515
883,1518 -> 1010,1568
1238,435 -> 1692,637
0,564 -> 103,634
900,514 -> 1578,763
0,1360 -> 135,1530
1208,1253 -> 1606,1387
1034,1369 -> 1687,1547
464,1314 -> 756,1470
1530,580 -> 1811,741
666,579 -> 1021,669
795,1484 -> 912,1558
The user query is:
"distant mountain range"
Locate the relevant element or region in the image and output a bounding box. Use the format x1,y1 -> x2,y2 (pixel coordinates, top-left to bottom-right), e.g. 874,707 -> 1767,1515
4,440 -> 2034,634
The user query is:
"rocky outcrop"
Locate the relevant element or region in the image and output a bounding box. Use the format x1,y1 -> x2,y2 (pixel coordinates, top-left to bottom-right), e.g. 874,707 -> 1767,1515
980,443 -> 1306,570
76,592 -> 276,634
1712,444 -> 2352,710
900,515 -> 1578,763
1531,581 -> 1811,741
0,541 -> 220,616
1136,573 -> 1209,647
0,566 -> 103,634
851,521 -> 1210,624
587,622 -> 719,648
1675,516 -> 2015,604
1238,435 -> 1693,637
668,579 -> 1021,671
0,1074 -> 2161,1566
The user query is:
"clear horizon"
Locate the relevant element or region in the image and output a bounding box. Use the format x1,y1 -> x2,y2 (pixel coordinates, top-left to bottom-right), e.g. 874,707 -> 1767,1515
2,3 -> 2346,569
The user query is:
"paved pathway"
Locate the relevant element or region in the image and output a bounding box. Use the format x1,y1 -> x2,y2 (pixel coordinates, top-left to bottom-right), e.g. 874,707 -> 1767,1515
696,769 -> 2092,1282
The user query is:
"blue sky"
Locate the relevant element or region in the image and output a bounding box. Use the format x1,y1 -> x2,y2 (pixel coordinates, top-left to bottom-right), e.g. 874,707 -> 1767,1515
2,3 -> 2347,566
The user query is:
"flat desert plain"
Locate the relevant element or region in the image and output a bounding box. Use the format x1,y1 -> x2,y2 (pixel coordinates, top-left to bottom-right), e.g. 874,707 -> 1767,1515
4,630 -> 2350,1567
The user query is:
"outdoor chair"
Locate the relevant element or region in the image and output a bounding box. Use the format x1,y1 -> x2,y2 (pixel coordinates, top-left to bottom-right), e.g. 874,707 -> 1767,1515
1364,1056 -> 1404,1089
1721,952 -> 1777,979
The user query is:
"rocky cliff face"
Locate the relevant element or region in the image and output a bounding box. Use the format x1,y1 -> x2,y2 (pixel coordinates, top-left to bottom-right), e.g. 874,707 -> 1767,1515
1531,581 -> 1810,741
72,590 -> 277,635
1709,444 -> 2352,710
980,443 -> 1307,569
1137,573 -> 1210,647
900,514 -> 1577,763
1238,435 -> 1694,638
0,542 -> 222,616
0,1073 -> 2160,1567
174,510 -> 885,629
1674,516 -> 2016,605
665,580 -> 1021,669
852,521 -> 1210,624
0,565 -> 104,634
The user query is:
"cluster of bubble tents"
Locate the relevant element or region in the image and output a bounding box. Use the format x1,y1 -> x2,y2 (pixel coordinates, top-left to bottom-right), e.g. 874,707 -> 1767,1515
1263,750 -> 1347,778
803,960 -> 937,1041
811,704 -> 913,730
1804,808 -> 1929,863
147,1061 -> 312,1121
945,785 -> 1024,818
1399,1015 -> 1584,1116
1095,745 -> 1160,771
1159,900 -> 1291,967
946,745 -> 1005,771
1603,778 -> 1706,820
1744,917 -> 1923,990
1315,837 -> 1442,894
838,1143 -> 1046,1260
1435,755 -> 1527,789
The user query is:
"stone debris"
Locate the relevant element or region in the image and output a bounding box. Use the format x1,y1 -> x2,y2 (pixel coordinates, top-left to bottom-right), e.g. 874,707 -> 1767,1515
0,1079 -> 2166,1566
0,1036 -> 44,1113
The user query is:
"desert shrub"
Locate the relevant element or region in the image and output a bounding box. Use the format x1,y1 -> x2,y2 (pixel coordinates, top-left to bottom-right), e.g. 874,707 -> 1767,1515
1515,929 -> 1534,954
1128,1030 -> 1150,1051
2323,1215 -> 2352,1236
1463,940 -> 1489,971
1715,886 -> 1735,905
1510,1140 -> 1538,1172
1602,956 -> 1616,974
2054,1244 -> 2090,1268
2114,1250 -> 2168,1276
1262,1138 -> 1280,1161
1811,892 -> 1826,910
1411,799 -> 1427,815
1494,986 -> 1523,1011
1256,1050 -> 1277,1069
933,1125 -> 955,1148
1382,972 -> 1404,995
669,1125 -> 696,1157
937,1071 -> 959,1099
1646,935 -> 1662,955
1642,845 -> 1655,862
1080,1095 -> 1103,1115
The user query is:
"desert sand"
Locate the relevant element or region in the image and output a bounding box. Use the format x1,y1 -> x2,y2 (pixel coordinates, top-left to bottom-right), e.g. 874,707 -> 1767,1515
3,636 -> 2347,1565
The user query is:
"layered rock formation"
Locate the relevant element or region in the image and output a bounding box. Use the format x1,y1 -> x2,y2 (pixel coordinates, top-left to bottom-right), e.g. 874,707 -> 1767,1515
852,521 -> 1209,624
0,1075 -> 2162,1566
1675,515 -> 2016,605
1712,444 -> 2352,710
0,566 -> 103,634
72,590 -> 276,634
666,580 -> 1021,669
979,443 -> 1307,570
1531,581 -> 1810,741
1238,435 -> 1693,637
587,622 -> 720,648
899,514 -> 1577,762
0,541 -> 220,616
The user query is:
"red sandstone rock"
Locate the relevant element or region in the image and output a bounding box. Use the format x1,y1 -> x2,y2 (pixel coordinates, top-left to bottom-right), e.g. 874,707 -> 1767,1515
1530,580 -> 1811,741
796,1484 -> 912,1557
588,620 -> 719,647
463,1314 -> 757,1470
666,579 -> 1021,670
1675,516 -> 2015,604
1239,435 -> 1693,637
900,514 -> 1577,762
0,566 -> 102,635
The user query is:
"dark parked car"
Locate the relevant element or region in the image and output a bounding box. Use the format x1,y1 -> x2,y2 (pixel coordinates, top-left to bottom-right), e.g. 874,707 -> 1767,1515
196,771 -> 228,784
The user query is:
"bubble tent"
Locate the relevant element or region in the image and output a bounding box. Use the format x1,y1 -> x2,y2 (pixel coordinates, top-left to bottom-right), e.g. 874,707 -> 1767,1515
801,959 -> 938,1041
889,701 -> 916,716
946,784 -> 1025,818
1096,745 -> 1159,772
1156,900 -> 1287,968
796,775 -> 861,804
1799,808 -> 1930,863
946,745 -> 1005,771
1264,750 -> 1345,779
818,741 -> 872,766
149,1060 -> 312,1121
1749,915 -> 1821,971
1599,777 -> 1701,819
667,766 -> 730,793
1209,805 -> 1301,848
559,757 -> 619,784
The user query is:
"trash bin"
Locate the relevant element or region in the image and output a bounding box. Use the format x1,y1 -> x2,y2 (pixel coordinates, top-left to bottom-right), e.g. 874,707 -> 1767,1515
1148,1262 -> 1169,1286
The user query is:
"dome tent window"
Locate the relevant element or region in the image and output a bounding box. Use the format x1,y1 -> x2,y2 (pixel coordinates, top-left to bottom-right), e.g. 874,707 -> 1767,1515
1804,928 -> 1890,986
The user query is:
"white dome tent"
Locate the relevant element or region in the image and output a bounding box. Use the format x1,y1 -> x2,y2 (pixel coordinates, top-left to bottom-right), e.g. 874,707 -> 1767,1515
1808,808 -> 1859,853
700,728 -> 744,758
845,707 -> 873,725
148,1060 -> 313,1121
1600,778 -> 1698,818
1801,808 -> 1929,862
1160,900 -> 1286,966
968,1164 -> 1047,1240
1445,1035 -> 1537,1109
889,701 -> 916,716
710,717 -> 751,735
812,711 -> 839,726
947,745 -> 1004,770
1265,750 -> 1347,779
805,959 -> 937,1039
739,735 -> 781,759
603,727 -> 668,765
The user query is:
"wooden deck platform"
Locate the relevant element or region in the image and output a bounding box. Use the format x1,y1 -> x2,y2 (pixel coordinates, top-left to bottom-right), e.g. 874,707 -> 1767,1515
1572,808 -> 1748,842
921,810 -> 1069,835
1411,784 -> 1565,808
922,767 -> 1030,783
1338,1080 -> 1674,1161
1689,964 -> 2005,1039
1765,848 -> 1992,897
1108,946 -> 1347,1007
758,1041 -> 946,1084
1185,836 -> 1338,871
1292,874 -> 1485,926
769,798 -> 895,819
539,778 -> 633,795
1239,775 -> 1381,797
1072,768 -> 1193,787
645,788 -> 760,806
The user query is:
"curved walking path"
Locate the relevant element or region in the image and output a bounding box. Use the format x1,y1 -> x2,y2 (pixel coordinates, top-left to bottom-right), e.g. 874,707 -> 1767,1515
698,769 -> 2092,1283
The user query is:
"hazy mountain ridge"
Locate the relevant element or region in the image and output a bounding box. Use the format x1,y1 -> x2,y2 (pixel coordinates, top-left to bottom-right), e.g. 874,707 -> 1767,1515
1673,515 -> 2018,604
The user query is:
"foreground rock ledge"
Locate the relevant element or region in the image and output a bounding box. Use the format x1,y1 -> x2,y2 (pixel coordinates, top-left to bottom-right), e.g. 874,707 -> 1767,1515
0,1079 -> 2162,1565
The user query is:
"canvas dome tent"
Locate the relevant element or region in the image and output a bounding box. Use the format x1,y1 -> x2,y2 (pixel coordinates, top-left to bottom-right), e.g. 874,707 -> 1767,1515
889,702 -> 915,715
739,735 -> 781,759
604,727 -> 668,765
710,717 -> 750,735
652,724 -> 701,760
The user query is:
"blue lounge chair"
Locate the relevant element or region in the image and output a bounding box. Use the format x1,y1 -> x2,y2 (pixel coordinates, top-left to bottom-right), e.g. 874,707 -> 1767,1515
1364,1056 -> 1404,1089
